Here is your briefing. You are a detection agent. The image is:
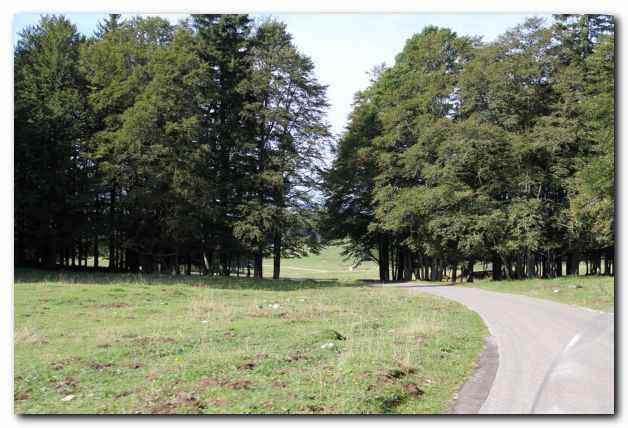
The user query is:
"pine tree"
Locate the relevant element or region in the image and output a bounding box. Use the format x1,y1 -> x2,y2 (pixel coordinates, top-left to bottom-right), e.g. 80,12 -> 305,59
15,15 -> 91,267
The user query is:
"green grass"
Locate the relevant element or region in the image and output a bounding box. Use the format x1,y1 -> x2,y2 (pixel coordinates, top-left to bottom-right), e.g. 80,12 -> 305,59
14,268 -> 486,414
265,245 -> 380,282
268,247 -> 614,312
464,275 -> 614,312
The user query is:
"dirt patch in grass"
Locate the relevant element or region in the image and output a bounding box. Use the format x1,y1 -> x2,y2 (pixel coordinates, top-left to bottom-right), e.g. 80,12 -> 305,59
272,380 -> 287,388
201,377 -> 252,390
403,382 -> 424,397
89,302 -> 130,308
15,392 -> 29,401
92,362 -> 113,370
236,363 -> 256,371
292,308 -> 342,319
150,404 -> 178,414
244,311 -> 289,319
284,354 -> 308,364
204,398 -> 229,408
132,337 -> 177,346
128,362 -> 145,369
51,357 -> 82,370
115,387 -> 144,398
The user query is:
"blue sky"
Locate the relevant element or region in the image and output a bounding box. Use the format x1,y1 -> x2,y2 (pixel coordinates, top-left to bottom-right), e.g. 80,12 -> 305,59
13,13 -> 552,136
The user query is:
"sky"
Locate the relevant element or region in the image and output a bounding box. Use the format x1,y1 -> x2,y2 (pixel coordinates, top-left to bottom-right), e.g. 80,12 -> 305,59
13,13 -> 552,137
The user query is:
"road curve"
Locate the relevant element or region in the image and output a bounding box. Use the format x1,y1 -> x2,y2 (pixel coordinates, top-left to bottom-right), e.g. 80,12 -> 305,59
391,285 -> 614,414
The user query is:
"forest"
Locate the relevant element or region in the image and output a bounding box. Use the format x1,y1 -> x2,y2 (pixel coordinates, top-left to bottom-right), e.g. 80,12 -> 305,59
14,14 -> 614,282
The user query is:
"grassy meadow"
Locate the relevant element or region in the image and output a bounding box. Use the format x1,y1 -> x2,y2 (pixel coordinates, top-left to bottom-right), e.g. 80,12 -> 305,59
264,245 -> 380,282
14,268 -> 486,414
466,275 -> 614,312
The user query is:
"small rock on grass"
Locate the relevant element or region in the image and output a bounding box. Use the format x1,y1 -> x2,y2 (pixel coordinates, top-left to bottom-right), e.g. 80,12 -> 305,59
61,395 -> 76,402
321,342 -> 334,349
269,304 -> 281,310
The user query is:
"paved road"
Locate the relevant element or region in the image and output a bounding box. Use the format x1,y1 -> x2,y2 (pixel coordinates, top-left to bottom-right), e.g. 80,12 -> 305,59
391,285 -> 614,414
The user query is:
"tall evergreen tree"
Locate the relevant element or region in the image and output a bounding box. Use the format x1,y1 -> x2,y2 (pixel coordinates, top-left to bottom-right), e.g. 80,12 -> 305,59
15,15 -> 91,267
236,20 -> 330,279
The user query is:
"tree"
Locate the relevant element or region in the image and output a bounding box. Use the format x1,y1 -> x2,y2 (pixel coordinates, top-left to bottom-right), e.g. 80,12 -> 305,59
15,15 -> 91,267
81,15 -> 175,272
191,14 -> 254,276
237,20 -> 330,279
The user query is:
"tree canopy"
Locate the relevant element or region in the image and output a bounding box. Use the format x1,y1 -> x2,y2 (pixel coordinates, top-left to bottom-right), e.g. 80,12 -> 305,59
15,14 -> 613,281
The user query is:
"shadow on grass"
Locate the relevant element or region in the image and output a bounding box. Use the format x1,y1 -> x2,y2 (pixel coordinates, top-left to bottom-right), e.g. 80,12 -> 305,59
13,267 -> 356,291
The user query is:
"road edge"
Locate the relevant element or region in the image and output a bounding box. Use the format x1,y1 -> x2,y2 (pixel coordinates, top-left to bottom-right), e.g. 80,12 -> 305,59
450,334 -> 499,414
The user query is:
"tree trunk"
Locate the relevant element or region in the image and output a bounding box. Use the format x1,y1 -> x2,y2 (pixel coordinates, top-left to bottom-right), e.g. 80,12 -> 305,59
541,255 -> 549,278
567,251 -> 579,275
466,260 -> 474,283
273,229 -> 281,280
555,256 -> 562,277
393,248 -> 403,282
492,256 -> 502,280
402,249 -> 413,281
526,252 -> 535,278
501,256 -> 511,280
378,238 -> 389,282
254,252 -> 263,278
174,250 -> 180,275
452,263 -> 457,283
185,254 -> 192,275
128,249 -> 139,273
430,258 -> 439,282
514,254 -> 522,279
78,240 -> 83,267
592,249 -> 601,275
16,213 -> 25,264
203,251 -> 211,275
605,246 -> 614,275
108,187 -> 116,270
219,253 -> 229,276
93,235 -> 99,269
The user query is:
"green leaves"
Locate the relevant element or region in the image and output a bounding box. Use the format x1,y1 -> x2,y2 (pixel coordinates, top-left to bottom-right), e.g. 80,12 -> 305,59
324,15 -> 614,279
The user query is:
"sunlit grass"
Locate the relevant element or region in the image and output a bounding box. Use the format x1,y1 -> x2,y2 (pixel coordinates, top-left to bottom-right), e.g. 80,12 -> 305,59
465,275 -> 614,312
14,268 -> 485,414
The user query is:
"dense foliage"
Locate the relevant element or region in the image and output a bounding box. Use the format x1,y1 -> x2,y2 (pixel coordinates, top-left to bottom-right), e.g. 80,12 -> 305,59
14,14 -> 330,278
14,14 -> 614,282
323,15 -> 614,282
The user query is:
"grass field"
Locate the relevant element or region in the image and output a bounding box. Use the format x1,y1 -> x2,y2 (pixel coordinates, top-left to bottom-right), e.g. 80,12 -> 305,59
466,276 -> 614,312
267,246 -> 614,312
266,245 -> 379,282
14,268 -> 486,414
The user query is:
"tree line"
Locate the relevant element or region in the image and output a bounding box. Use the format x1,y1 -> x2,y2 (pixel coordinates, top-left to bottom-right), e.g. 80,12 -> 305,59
14,14 -> 330,278
14,14 -> 614,282
323,15 -> 614,282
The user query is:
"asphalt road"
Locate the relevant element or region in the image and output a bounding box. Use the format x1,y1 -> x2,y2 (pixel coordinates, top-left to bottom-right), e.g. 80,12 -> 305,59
392,284 -> 614,414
